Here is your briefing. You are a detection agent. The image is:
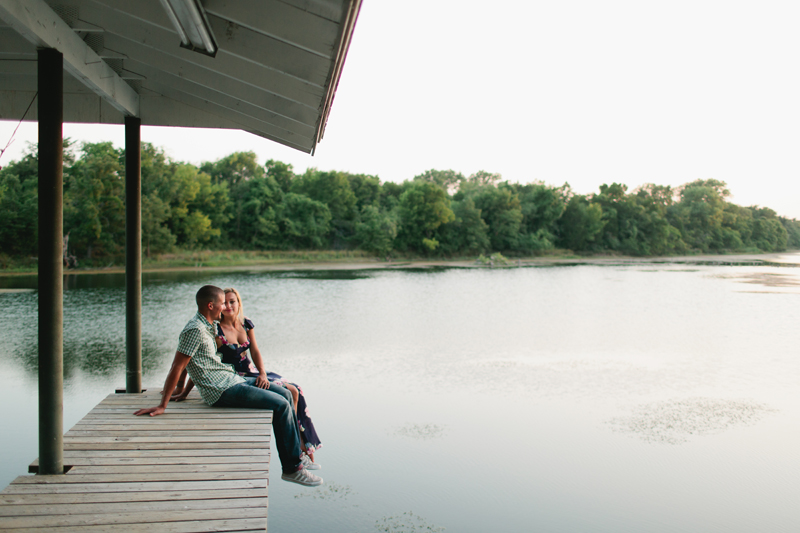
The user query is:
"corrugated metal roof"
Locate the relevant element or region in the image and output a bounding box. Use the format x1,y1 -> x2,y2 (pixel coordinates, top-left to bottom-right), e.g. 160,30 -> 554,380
0,0 -> 361,153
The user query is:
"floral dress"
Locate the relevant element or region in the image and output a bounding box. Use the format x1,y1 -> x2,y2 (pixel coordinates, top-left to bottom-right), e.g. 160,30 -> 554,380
217,319 -> 322,455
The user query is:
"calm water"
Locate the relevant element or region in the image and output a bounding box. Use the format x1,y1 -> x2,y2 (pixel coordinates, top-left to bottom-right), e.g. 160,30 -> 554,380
1,256 -> 799,532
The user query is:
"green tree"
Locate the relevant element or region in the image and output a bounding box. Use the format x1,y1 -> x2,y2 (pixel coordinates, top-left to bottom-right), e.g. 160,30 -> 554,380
413,169 -> 465,193
265,159 -> 295,193
200,151 -> 264,188
141,193 -> 175,257
166,164 -> 223,248
469,183 -> 523,252
396,181 -> 455,253
516,182 -> 566,236
64,142 -> 125,259
292,169 -> 357,245
557,195 -> 605,251
438,197 -> 490,255
511,182 -> 567,253
355,204 -> 397,256
749,207 -> 788,251
668,179 -> 731,252
235,175 -> 284,249
632,184 -> 686,255
780,217 -> 800,249
380,181 -> 405,212
0,148 -> 39,256
279,193 -> 332,248
348,173 -> 382,211
467,170 -> 502,186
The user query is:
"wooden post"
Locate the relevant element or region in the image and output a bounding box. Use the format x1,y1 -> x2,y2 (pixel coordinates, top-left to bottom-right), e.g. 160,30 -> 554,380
125,116 -> 142,393
37,48 -> 64,475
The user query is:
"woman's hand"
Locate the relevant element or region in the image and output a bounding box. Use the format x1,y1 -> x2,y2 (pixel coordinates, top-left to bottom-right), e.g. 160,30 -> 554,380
255,372 -> 270,389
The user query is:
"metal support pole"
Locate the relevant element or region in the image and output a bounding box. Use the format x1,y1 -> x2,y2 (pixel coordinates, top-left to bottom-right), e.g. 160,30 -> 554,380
125,116 -> 142,393
37,48 -> 64,476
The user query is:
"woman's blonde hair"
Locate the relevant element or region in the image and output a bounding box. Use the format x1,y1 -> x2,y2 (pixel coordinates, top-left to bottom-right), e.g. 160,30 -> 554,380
222,287 -> 245,324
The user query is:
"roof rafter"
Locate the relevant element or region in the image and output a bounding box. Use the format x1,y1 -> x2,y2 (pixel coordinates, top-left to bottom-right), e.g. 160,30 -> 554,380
0,0 -> 139,116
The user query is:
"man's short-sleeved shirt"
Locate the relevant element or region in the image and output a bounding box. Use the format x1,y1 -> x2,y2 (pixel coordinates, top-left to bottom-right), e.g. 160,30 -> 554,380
178,311 -> 245,405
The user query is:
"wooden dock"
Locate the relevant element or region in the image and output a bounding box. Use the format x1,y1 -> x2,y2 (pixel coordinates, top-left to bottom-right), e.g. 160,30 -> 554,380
0,390 -> 272,532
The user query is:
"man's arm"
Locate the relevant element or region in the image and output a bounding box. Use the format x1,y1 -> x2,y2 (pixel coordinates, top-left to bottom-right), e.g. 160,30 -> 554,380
171,377 -> 195,402
134,351 -> 191,416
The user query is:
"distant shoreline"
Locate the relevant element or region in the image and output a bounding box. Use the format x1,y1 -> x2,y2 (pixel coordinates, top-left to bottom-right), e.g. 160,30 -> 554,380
1,251 -> 798,278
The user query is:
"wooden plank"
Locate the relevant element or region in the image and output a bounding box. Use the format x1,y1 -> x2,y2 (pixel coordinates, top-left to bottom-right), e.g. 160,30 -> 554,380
63,442 -> 269,450
31,455 -> 269,467
82,413 -> 272,420
62,464 -> 269,474
97,404 -> 268,412
0,488 -> 267,506
35,449 -> 269,459
84,408 -> 271,415
11,472 -> 267,484
71,422 -> 269,429
99,400 -> 209,406
0,505 -> 266,528
0,517 -> 267,532
1,479 -> 266,494
80,413 -> 272,420
63,436 -> 267,443
0,497 -> 267,518
66,428 -> 269,436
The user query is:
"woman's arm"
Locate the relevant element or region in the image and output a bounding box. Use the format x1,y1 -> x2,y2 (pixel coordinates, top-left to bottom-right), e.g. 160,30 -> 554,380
247,328 -> 270,390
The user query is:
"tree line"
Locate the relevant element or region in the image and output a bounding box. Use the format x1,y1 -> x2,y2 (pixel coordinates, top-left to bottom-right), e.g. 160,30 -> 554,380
1,140 -> 798,266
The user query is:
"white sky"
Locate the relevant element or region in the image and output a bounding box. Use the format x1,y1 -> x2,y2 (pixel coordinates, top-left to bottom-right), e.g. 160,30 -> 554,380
1,0 -> 799,218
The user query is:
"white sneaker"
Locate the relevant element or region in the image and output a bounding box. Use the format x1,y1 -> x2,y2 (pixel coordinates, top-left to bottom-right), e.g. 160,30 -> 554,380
281,468 -> 323,486
301,454 -> 322,470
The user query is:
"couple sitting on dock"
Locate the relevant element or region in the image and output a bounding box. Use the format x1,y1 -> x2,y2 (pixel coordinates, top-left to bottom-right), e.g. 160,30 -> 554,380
134,285 -> 323,487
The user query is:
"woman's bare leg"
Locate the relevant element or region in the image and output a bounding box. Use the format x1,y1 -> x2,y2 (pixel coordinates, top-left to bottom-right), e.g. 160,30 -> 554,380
285,383 -> 299,413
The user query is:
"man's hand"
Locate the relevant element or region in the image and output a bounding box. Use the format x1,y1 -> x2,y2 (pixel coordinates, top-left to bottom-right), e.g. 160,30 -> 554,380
134,351 -> 191,417
255,373 -> 270,389
134,406 -> 165,417
170,391 -> 189,402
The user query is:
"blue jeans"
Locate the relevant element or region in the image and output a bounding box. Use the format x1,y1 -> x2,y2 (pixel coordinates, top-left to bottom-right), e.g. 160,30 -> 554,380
214,377 -> 303,473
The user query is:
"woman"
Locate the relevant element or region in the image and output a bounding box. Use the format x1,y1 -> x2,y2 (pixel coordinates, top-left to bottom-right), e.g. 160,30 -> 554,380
173,287 -> 323,467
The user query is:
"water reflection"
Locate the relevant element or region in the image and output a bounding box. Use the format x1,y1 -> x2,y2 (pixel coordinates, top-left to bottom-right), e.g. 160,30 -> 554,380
273,270 -> 374,280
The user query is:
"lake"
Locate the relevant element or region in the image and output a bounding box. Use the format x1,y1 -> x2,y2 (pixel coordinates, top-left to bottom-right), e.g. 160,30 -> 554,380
1,255 -> 799,532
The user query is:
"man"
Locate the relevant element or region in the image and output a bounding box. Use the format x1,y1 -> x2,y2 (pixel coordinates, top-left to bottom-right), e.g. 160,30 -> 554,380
134,285 -> 322,486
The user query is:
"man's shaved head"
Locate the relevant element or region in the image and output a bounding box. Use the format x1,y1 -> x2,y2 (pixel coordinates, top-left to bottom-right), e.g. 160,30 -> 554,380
196,285 -> 224,309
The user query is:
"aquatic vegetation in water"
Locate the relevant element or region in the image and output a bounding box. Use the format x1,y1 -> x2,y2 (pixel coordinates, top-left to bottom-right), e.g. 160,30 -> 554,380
475,252 -> 512,266
395,423 -> 447,440
294,481 -> 354,500
375,511 -> 445,532
607,397 -> 777,444
709,271 -> 800,290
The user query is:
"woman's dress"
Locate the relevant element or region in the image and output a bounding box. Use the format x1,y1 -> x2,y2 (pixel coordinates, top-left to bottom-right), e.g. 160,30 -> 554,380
217,319 -> 322,454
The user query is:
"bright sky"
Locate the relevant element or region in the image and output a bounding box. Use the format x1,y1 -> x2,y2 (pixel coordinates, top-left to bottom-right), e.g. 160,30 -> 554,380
1,0 -> 799,218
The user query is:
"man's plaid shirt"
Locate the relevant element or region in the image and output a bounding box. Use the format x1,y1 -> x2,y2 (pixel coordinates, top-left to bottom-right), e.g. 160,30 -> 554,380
179,312 -> 245,405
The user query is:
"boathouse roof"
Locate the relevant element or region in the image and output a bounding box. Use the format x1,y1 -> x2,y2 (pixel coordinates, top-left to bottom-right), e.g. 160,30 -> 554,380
0,0 -> 362,154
